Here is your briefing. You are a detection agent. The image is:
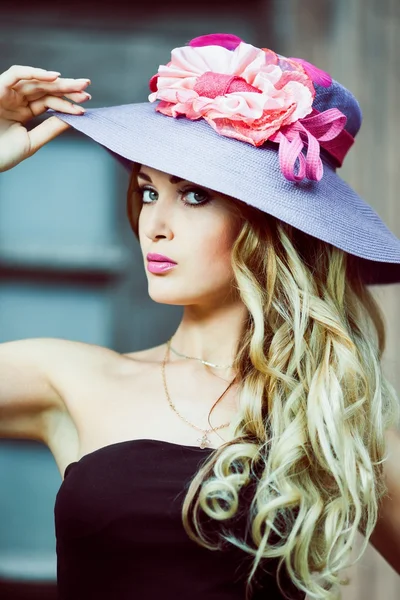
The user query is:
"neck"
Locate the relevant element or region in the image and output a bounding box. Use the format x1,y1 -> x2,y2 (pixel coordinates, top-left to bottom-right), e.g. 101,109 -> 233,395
170,297 -> 248,369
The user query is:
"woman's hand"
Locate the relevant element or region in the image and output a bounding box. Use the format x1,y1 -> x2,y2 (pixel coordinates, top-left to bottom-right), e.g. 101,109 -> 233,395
0,65 -> 91,172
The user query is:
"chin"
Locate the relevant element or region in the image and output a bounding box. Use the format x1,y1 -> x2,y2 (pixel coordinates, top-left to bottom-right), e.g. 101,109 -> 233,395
147,284 -> 184,305
147,284 -> 200,306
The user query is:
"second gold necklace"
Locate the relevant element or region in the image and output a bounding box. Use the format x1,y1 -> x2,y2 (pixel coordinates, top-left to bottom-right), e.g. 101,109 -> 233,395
161,337 -> 235,449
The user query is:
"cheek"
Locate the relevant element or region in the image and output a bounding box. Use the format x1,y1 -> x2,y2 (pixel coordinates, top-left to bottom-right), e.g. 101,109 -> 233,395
137,209 -> 144,238
208,232 -> 234,261
204,213 -> 240,258
189,225 -> 236,278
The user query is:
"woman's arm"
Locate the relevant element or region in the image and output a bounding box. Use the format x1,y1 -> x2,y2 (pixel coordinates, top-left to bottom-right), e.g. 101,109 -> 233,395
368,427 -> 400,575
0,66 -> 93,440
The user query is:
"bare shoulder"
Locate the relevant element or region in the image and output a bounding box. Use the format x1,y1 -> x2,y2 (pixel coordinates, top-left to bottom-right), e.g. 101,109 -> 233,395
28,336 -> 167,409
1,336 -> 121,370
122,342 -> 167,366
34,337 -> 138,399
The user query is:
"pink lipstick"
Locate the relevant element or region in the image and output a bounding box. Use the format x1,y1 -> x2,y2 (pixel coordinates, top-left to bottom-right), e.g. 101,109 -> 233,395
146,252 -> 177,274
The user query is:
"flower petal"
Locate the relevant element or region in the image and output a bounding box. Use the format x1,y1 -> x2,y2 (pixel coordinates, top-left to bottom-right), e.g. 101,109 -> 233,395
279,81 -> 314,122
189,33 -> 243,50
289,57 -> 332,87
170,45 -> 232,74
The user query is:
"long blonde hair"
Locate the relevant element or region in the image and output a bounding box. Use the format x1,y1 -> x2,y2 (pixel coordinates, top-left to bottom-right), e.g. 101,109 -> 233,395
127,165 -> 400,599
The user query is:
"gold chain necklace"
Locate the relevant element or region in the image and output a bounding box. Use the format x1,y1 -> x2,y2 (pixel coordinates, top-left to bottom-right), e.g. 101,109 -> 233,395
161,337 -> 234,449
169,341 -> 234,369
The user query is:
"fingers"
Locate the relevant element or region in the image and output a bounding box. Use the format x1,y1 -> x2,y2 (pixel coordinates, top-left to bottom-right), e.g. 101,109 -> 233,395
57,91 -> 91,103
29,94 -> 87,118
28,116 -> 72,156
13,77 -> 91,100
0,66 -> 61,90
22,89 -> 91,104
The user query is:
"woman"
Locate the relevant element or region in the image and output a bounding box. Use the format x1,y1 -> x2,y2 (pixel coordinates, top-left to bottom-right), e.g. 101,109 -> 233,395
0,33 -> 399,600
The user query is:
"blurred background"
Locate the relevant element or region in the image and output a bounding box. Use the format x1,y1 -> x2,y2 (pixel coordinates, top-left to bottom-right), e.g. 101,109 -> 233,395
0,0 -> 399,598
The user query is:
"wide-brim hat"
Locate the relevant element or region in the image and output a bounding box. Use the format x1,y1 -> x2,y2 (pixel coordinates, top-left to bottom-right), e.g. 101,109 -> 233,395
51,33 -> 400,285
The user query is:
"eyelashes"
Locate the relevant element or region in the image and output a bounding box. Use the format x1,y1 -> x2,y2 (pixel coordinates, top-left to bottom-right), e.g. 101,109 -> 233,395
133,185 -> 212,208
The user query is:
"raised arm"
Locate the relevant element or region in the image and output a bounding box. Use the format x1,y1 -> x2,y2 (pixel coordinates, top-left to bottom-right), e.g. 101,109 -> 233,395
0,65 -> 93,444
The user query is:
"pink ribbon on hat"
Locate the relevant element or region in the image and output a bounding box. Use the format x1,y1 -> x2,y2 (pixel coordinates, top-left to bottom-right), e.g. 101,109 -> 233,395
269,108 -> 354,182
193,74 -> 354,181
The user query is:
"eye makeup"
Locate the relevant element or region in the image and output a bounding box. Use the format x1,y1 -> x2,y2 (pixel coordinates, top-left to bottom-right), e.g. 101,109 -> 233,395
135,184 -> 212,208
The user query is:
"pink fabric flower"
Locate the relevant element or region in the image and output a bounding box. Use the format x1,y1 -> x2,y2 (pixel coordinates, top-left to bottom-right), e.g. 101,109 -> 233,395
148,41 -> 316,147
147,35 -> 351,182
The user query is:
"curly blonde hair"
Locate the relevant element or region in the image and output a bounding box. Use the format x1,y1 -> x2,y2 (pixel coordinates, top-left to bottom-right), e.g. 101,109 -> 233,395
127,164 -> 400,600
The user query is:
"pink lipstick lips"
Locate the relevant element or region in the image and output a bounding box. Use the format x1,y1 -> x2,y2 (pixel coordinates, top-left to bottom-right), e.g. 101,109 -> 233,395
146,252 -> 177,274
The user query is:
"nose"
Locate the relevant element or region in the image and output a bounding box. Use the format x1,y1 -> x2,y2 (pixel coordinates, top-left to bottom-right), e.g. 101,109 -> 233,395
139,195 -> 174,241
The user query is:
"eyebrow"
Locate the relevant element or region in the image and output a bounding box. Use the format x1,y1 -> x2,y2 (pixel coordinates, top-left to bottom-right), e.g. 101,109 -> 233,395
137,172 -> 184,185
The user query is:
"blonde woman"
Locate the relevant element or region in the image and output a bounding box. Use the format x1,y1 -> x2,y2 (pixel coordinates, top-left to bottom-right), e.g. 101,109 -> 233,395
0,33 -> 399,600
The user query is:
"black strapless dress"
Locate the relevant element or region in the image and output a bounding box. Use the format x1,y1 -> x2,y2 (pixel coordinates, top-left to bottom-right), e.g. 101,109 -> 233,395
55,438 -> 305,599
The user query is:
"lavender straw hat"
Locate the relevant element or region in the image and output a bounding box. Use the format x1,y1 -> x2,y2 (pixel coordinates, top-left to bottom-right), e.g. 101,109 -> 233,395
52,33 -> 400,285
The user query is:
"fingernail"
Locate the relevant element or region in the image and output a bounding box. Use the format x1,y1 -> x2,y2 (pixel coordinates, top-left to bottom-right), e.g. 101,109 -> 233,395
77,78 -> 91,85
75,106 -> 85,113
83,92 -> 92,99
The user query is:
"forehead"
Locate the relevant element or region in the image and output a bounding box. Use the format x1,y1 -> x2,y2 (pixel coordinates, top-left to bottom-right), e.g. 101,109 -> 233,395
137,165 -> 183,185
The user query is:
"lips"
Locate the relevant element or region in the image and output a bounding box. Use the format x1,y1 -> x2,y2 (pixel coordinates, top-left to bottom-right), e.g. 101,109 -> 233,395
147,252 -> 177,264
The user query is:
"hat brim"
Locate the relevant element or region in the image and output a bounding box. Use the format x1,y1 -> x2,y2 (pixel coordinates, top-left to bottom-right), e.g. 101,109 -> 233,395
51,103 -> 400,285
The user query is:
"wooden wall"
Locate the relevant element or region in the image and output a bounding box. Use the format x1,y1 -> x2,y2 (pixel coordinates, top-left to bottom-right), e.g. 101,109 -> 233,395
270,1 -> 400,598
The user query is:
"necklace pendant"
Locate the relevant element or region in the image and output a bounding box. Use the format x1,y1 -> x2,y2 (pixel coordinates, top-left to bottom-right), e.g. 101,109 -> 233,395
198,433 -> 211,449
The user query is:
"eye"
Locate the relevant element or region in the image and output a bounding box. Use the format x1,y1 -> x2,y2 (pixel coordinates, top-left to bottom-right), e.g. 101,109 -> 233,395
179,187 -> 211,207
137,185 -> 212,208
140,187 -> 158,203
